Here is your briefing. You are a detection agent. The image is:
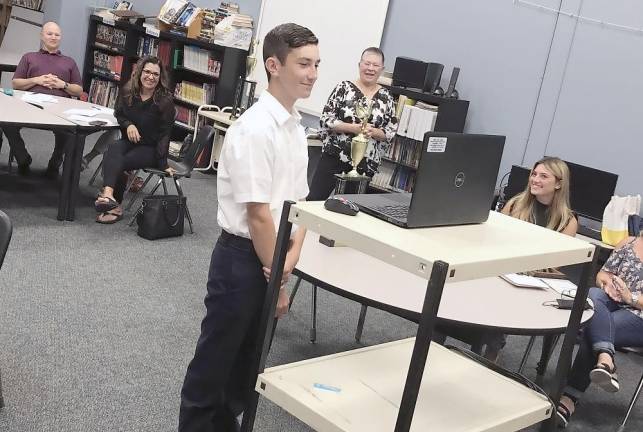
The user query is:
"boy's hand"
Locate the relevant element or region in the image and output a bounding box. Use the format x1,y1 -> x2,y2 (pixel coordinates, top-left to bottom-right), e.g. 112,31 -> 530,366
275,288 -> 289,318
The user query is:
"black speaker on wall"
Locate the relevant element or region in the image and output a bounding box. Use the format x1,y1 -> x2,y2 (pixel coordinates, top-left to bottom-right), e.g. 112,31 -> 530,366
422,62 -> 444,93
445,67 -> 460,99
392,56 -> 427,89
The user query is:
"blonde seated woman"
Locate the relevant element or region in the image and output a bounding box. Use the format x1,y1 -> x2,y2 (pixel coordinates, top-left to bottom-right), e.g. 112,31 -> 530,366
502,156 -> 578,235
438,157 -> 578,360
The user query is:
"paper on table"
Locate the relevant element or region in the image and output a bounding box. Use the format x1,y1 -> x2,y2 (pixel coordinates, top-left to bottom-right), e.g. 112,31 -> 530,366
21,93 -> 58,104
541,278 -> 577,295
501,273 -> 550,289
63,108 -> 99,117
67,114 -> 115,126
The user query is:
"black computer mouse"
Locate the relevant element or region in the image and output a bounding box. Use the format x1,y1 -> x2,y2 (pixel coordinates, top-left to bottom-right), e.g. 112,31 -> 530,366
324,196 -> 359,216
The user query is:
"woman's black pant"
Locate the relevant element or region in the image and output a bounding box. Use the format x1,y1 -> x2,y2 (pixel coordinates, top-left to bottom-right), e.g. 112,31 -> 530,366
307,152 -> 354,201
102,139 -> 157,202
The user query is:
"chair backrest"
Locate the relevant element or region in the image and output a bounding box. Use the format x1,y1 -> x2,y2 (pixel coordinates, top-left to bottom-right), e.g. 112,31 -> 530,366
181,125 -> 216,171
0,210 -> 12,270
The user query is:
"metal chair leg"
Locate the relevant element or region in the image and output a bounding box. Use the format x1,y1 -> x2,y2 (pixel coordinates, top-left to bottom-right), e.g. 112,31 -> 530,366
88,158 -> 103,186
173,177 -> 193,233
518,336 -> 536,375
288,276 -> 302,309
355,304 -> 368,343
536,334 -> 560,377
124,169 -> 141,193
617,372 -> 643,432
310,284 -> 317,343
7,149 -> 13,174
125,173 -> 154,211
0,366 -> 4,408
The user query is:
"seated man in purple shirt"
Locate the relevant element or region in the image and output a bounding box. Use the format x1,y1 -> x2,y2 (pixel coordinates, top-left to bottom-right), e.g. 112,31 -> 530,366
5,21 -> 83,176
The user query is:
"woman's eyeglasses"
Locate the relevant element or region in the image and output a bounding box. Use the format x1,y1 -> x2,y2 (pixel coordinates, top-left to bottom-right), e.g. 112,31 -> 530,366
142,69 -> 160,78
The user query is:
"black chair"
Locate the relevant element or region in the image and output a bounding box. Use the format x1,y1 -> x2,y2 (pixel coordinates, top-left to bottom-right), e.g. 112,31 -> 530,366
126,125 -> 216,233
616,347 -> 643,432
0,210 -> 13,409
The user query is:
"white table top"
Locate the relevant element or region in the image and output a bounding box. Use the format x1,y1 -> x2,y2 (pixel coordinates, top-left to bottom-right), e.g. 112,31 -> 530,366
290,202 -> 595,282
576,233 -> 614,250
297,235 -> 593,333
257,339 -> 552,432
0,92 -> 75,128
13,90 -> 118,129
198,109 -> 235,126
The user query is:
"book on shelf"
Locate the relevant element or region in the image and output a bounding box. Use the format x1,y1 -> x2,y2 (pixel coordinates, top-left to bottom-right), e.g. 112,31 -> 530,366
159,0 -> 201,27
88,78 -> 119,109
112,1 -> 133,11
397,104 -> 437,141
175,105 -> 208,130
182,45 -> 221,77
384,136 -> 422,169
174,80 -> 215,105
95,24 -> 127,51
137,37 -> 172,66
372,160 -> 417,193
11,0 -> 43,11
93,51 -> 123,80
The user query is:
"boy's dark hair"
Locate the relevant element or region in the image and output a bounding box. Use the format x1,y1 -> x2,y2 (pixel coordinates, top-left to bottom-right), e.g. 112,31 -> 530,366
263,23 -> 318,81
361,47 -> 385,64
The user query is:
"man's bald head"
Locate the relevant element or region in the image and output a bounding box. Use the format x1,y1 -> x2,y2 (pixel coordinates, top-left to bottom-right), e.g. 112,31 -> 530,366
41,21 -> 62,53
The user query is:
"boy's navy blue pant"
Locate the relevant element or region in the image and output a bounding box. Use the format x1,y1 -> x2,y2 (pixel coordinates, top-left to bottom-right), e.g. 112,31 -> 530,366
179,230 -> 267,432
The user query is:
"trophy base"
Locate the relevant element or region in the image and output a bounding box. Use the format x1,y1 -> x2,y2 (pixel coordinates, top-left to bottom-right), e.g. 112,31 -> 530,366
333,173 -> 370,195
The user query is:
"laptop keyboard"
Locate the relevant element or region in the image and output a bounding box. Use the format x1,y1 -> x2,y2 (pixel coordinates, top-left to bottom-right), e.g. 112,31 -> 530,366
372,204 -> 409,220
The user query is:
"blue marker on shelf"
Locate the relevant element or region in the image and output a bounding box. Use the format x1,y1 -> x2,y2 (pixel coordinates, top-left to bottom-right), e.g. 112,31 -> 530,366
313,383 -> 341,393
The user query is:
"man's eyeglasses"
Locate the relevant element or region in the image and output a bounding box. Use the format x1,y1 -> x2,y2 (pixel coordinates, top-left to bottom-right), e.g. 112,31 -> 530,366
360,61 -> 383,69
142,69 -> 160,78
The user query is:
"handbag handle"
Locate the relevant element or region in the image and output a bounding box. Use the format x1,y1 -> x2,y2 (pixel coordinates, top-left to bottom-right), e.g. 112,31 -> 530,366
162,199 -> 183,228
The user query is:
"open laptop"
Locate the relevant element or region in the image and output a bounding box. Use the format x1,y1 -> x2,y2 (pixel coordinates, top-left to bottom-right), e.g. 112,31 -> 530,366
339,132 -> 505,228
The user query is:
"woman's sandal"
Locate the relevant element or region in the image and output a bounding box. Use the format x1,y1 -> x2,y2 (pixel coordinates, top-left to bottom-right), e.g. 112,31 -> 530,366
590,362 -> 619,393
95,196 -> 119,213
96,210 -> 123,224
556,402 -> 572,428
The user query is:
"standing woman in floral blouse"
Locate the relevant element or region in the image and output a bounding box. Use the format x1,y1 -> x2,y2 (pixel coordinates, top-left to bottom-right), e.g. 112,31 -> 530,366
556,232 -> 643,427
308,47 -> 398,200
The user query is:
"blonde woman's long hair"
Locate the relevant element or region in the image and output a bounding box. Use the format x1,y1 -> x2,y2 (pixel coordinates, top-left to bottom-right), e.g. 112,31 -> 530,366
505,157 -> 575,232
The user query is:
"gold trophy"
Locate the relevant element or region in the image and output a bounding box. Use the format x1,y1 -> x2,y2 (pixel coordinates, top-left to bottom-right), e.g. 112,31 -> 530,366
347,99 -> 374,177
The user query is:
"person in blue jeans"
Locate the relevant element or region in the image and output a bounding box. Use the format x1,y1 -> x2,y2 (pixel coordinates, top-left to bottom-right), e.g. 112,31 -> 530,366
557,233 -> 643,427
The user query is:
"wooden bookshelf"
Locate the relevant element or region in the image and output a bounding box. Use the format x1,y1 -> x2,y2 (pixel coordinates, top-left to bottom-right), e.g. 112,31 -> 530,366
82,14 -> 247,141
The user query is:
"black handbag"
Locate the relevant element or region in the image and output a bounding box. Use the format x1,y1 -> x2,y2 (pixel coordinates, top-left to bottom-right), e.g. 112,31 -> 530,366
136,194 -> 186,240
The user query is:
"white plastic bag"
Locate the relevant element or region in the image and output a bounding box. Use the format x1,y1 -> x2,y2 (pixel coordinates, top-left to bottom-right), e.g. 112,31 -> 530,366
601,195 -> 641,245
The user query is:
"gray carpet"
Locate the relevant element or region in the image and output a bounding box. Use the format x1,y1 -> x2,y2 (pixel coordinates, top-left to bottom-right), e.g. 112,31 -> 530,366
0,129 -> 641,431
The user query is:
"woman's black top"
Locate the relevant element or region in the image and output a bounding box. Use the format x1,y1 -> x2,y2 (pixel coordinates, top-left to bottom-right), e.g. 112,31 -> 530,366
114,91 -> 175,168
319,80 -> 397,176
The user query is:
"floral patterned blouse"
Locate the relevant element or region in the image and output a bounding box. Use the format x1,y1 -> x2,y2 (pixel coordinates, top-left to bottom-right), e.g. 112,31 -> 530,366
602,238 -> 643,317
319,80 -> 398,176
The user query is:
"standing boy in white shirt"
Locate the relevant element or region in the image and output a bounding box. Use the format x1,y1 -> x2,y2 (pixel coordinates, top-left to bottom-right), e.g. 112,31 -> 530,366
179,23 -> 320,432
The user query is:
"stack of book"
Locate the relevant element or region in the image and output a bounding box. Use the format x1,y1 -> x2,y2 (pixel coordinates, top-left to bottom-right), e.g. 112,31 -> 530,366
12,0 -> 43,11
159,0 -> 201,28
370,163 -> 396,190
174,80 -> 215,105
93,51 -> 123,81
88,78 -> 119,108
397,103 -> 438,141
199,9 -> 217,41
214,2 -> 239,24
95,24 -> 127,52
182,45 -> 221,77
383,136 -> 422,169
136,37 -> 172,66
390,166 -> 417,192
